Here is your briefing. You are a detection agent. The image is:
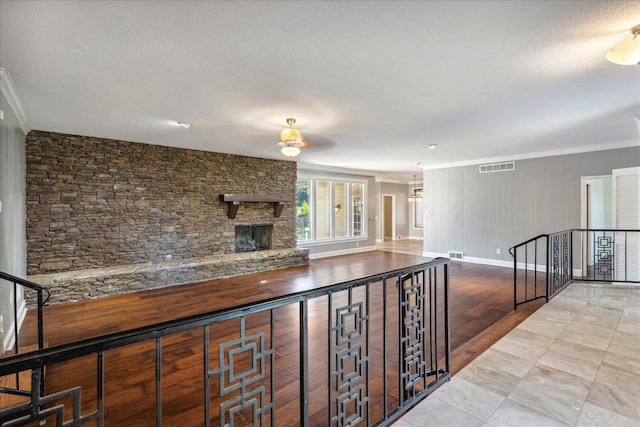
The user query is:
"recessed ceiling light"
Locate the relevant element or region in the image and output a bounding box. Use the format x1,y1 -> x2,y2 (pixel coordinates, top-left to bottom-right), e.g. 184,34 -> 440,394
177,121 -> 192,128
427,144 -> 437,149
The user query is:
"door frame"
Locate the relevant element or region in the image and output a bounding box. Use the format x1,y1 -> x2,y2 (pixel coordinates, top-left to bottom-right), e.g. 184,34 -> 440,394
580,174 -> 611,276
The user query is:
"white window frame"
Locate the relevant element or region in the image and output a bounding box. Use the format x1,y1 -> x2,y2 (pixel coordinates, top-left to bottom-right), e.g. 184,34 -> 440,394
296,175 -> 368,245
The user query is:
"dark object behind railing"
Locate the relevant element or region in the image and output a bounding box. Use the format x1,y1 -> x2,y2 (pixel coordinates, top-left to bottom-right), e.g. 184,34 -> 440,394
0,258 -> 450,426
0,271 -> 50,406
510,229 -> 639,308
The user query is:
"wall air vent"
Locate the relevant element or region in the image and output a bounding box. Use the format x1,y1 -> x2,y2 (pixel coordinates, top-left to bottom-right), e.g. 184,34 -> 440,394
448,251 -> 464,260
479,162 -> 515,174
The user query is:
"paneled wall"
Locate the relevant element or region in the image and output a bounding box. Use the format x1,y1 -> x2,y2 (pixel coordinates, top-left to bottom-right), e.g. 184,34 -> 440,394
26,131 -> 298,275
0,90 -> 27,352
422,147 -> 640,262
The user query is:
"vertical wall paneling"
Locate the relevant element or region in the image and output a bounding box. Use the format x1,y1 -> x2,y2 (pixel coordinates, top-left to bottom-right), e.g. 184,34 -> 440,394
0,90 -> 27,352
423,147 -> 640,263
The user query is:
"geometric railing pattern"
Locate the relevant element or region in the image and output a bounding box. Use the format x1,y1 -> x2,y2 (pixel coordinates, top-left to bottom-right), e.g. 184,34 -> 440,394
0,368 -> 99,426
209,318 -> 274,427
330,298 -> 369,426
511,228 -> 639,308
595,235 -> 613,276
399,273 -> 426,399
0,258 -> 451,427
549,230 -> 571,299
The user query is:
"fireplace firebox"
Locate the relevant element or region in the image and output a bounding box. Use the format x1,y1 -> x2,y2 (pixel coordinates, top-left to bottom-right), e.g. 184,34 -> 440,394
235,224 -> 273,253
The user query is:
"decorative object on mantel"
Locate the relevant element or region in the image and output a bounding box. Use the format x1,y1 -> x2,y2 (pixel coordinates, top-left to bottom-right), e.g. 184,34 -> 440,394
606,24 -> 640,65
278,118 -> 304,157
219,194 -> 293,219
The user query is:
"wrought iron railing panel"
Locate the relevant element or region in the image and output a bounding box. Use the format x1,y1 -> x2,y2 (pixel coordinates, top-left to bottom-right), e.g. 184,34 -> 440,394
509,234 -> 549,308
0,258 -> 450,427
548,230 -> 572,299
510,228 -> 639,308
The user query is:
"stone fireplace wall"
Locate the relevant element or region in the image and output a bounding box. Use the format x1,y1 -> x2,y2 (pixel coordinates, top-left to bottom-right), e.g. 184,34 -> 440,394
25,131 -> 307,303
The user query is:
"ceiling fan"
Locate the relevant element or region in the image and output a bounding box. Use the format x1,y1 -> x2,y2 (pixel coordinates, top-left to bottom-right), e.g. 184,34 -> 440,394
278,118 -> 304,157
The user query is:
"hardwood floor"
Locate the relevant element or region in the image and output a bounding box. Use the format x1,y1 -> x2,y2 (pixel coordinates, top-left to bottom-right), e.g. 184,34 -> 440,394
6,250 -> 543,425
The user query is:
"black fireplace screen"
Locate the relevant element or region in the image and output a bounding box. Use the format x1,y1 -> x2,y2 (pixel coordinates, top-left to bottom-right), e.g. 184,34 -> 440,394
235,224 -> 273,253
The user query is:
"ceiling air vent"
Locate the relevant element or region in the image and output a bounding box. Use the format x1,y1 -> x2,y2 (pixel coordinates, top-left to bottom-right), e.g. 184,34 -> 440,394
479,162 -> 515,174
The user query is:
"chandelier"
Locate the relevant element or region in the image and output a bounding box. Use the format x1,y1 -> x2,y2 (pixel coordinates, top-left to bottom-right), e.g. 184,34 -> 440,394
408,174 -> 422,201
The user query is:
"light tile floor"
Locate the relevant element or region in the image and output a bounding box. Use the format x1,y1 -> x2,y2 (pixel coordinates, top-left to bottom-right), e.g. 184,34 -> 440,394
396,281 -> 640,427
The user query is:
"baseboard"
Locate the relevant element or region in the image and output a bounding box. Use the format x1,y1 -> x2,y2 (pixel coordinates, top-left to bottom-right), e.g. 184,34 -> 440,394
463,256 -> 514,268
422,252 -> 546,270
309,246 -> 377,259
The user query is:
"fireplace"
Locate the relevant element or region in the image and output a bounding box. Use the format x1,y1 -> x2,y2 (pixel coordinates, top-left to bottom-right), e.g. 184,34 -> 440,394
235,224 -> 273,253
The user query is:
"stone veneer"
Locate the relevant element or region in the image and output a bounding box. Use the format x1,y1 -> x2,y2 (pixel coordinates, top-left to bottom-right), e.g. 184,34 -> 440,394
25,131 -> 307,304
28,249 -> 308,305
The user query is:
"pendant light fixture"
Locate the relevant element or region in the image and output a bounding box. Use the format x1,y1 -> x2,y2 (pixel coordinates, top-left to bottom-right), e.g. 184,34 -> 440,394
278,118 -> 304,157
606,24 -> 640,65
408,174 -> 422,201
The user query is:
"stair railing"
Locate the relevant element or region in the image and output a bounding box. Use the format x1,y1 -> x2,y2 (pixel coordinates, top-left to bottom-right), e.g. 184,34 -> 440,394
0,271 -> 50,401
508,233 -> 550,309
0,258 -> 450,426
510,228 -> 639,308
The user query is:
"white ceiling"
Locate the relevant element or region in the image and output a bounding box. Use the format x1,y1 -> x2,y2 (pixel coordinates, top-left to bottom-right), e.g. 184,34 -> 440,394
1,1 -> 639,182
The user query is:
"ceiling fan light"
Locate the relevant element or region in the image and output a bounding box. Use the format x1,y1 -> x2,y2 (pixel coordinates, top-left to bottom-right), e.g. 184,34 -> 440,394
606,25 -> 640,65
281,145 -> 300,157
278,118 -> 303,157
280,127 -> 301,143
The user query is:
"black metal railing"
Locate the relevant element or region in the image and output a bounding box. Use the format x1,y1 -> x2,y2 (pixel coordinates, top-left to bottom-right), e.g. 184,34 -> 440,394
0,258 -> 450,426
0,271 -> 50,404
510,229 -> 639,308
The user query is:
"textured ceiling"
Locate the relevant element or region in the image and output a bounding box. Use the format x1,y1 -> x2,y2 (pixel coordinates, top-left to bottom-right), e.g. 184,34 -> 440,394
1,0 -> 639,182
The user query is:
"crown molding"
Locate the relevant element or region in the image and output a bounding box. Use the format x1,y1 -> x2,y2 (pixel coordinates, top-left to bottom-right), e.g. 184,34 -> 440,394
0,68 -> 32,135
422,141 -> 640,170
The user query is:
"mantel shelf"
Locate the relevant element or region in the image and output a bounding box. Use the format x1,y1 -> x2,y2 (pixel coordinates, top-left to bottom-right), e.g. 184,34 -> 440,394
218,194 -> 293,219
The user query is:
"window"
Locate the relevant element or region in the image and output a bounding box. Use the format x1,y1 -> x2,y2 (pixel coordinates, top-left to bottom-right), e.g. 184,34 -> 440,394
296,179 -> 311,240
296,177 -> 367,243
334,182 -> 348,238
352,183 -> 364,236
315,180 -> 331,239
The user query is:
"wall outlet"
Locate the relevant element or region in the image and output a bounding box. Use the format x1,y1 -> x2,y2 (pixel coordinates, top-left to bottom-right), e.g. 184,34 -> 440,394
496,248 -> 501,255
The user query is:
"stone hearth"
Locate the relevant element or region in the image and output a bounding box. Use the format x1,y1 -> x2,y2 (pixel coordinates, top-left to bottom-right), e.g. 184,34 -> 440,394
28,248 -> 309,305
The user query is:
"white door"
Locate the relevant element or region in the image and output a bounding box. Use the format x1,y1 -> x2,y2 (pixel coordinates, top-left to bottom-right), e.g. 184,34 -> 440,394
612,167 -> 640,282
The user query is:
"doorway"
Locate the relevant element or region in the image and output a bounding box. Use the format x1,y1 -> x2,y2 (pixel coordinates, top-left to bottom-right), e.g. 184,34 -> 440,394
382,194 -> 396,241
580,175 -> 612,275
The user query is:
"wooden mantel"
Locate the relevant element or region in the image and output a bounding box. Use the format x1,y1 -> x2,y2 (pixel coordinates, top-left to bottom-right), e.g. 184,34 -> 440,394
218,194 -> 293,219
